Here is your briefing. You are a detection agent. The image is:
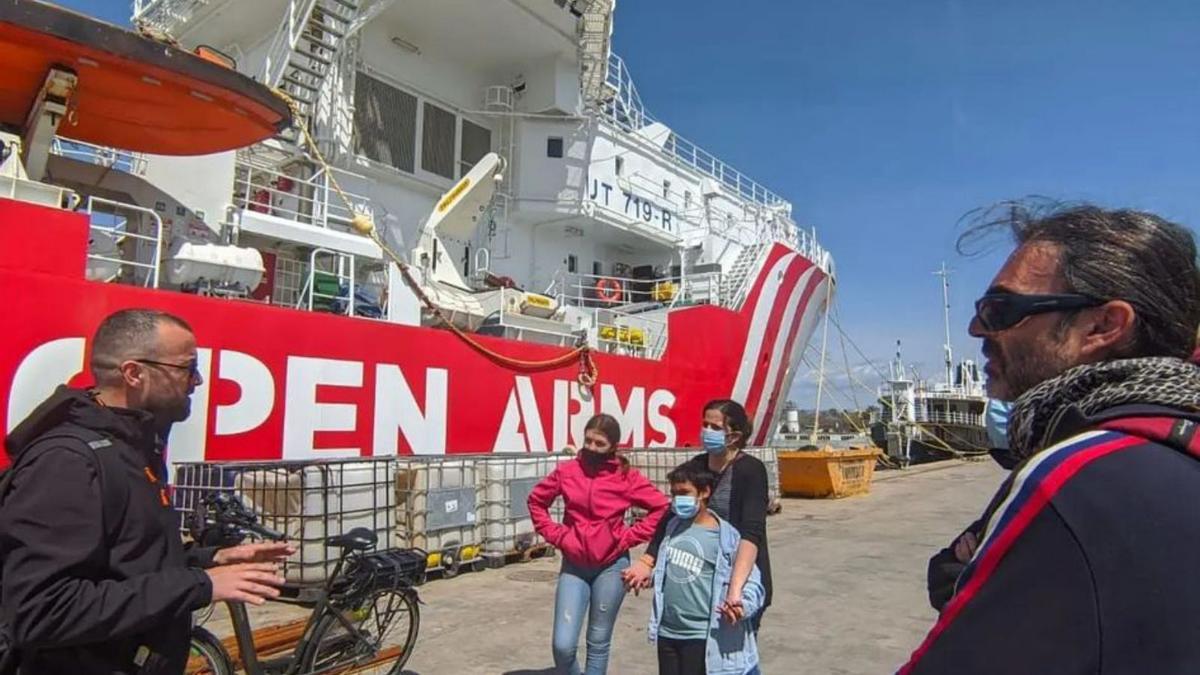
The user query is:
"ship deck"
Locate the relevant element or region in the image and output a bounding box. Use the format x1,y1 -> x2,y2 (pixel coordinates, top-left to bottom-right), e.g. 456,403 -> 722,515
198,458 -> 1003,673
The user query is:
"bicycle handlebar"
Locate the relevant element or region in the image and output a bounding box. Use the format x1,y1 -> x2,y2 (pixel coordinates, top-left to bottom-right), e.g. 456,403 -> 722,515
189,492 -> 286,545
241,519 -> 285,542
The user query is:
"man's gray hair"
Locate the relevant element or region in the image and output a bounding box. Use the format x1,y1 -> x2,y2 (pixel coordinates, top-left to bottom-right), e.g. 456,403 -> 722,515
90,309 -> 193,385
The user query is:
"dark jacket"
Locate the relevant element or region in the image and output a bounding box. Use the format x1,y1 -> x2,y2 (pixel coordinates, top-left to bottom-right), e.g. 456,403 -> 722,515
646,451 -> 772,609
925,450 -> 1017,611
0,387 -> 214,674
903,404 -> 1200,674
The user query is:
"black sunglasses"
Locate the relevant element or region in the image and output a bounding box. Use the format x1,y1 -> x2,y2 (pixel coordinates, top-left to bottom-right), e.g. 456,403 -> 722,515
973,292 -> 1107,333
136,359 -> 200,379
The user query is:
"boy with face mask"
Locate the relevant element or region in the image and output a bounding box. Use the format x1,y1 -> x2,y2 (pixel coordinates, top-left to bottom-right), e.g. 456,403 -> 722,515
649,463 -> 764,675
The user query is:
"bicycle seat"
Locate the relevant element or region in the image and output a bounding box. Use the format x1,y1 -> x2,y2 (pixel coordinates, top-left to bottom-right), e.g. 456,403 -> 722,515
325,527 -> 378,551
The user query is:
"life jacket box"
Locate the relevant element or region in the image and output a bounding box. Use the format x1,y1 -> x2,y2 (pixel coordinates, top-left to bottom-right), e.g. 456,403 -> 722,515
479,454 -> 569,555
394,457 -> 484,572
519,292 -> 559,319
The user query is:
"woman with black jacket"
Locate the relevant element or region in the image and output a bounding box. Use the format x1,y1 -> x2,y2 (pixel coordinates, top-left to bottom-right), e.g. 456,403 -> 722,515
622,399 -> 773,629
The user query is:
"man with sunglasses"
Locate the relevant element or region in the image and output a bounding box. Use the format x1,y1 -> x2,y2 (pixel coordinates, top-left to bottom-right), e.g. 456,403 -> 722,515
902,202 -> 1200,674
0,309 -> 292,674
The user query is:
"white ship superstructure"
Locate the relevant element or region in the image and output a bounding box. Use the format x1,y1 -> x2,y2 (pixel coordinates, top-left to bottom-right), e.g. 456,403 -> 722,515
3,0 -> 836,454
118,0 -> 828,351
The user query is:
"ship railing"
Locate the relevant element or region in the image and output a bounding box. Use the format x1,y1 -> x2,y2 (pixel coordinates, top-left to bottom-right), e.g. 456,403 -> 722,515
490,287 -> 582,349
131,0 -> 210,33
912,410 -> 985,427
50,139 -> 148,176
551,270 -> 723,312
233,157 -> 373,231
599,55 -> 834,278
601,54 -> 790,213
82,195 -> 164,289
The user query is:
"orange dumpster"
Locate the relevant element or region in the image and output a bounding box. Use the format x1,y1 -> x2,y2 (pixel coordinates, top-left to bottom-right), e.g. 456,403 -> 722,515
779,448 -> 882,498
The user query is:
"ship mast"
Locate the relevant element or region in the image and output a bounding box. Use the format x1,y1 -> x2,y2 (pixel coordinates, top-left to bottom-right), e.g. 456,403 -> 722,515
934,262 -> 953,387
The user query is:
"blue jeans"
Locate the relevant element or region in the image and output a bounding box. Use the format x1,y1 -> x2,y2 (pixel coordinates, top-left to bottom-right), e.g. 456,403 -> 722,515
551,554 -> 630,675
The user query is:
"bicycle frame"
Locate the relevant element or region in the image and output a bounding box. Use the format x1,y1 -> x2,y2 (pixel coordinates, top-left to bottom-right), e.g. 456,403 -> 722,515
223,548 -> 380,675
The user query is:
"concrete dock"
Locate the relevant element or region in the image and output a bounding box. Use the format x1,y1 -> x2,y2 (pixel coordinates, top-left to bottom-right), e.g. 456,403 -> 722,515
201,459 -> 1004,674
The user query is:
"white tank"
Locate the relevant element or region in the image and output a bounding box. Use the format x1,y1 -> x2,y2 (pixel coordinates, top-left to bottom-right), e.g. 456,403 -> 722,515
394,457 -> 483,569
480,455 -> 570,555
784,406 -> 802,434
231,460 -> 394,584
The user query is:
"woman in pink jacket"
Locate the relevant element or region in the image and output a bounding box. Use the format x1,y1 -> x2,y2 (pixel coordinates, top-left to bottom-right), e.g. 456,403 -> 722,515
528,413 -> 669,674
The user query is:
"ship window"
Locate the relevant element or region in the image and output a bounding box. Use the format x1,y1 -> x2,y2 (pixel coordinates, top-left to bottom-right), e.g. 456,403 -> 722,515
592,260 -> 603,276
567,254 -> 578,273
615,156 -> 624,175
460,120 -> 491,176
422,102 -> 457,180
354,73 -> 416,173
662,180 -> 671,199
684,190 -> 692,208
547,136 -> 564,158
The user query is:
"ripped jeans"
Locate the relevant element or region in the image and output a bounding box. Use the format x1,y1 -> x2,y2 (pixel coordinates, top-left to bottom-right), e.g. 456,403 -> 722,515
551,553 -> 630,674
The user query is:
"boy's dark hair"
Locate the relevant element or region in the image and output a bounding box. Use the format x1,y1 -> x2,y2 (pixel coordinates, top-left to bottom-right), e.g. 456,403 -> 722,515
667,462 -> 717,495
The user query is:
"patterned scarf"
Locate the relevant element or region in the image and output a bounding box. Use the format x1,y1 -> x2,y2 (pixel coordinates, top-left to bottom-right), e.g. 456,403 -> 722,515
1008,357 -> 1200,459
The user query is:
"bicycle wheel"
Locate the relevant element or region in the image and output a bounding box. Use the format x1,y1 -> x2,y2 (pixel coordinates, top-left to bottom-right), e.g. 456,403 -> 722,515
300,588 -> 420,675
187,626 -> 233,675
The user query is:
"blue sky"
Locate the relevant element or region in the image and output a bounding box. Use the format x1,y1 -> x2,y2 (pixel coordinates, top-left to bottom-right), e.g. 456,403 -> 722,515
609,1 -> 1200,406
67,1 -> 1200,409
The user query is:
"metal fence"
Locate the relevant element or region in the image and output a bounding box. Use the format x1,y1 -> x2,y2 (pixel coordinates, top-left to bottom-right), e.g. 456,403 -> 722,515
625,447 -> 782,513
172,447 -> 782,584
173,458 -> 394,585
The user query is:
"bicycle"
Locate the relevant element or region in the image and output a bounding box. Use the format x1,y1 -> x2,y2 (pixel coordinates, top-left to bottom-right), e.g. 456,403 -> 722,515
185,492 -> 424,674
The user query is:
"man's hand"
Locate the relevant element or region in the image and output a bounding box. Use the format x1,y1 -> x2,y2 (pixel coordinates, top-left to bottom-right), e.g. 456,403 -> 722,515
206,562 -> 287,605
621,558 -> 654,594
954,532 -> 979,564
213,542 -> 296,566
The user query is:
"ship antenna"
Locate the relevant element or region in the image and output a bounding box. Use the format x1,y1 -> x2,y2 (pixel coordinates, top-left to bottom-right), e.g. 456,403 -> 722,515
934,262 -> 953,386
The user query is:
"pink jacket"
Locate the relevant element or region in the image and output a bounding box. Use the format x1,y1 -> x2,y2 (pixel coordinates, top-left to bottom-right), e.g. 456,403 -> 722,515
528,454 -> 669,568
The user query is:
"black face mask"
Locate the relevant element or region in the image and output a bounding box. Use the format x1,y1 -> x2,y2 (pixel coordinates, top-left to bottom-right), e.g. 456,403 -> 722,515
580,448 -> 614,467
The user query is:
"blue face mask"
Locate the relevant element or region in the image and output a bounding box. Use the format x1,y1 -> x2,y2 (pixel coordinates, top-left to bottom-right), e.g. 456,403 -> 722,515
701,428 -> 727,453
986,399 -> 1012,450
672,495 -> 698,519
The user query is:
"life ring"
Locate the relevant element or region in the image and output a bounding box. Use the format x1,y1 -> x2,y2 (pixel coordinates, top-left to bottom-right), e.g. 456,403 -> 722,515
594,277 -> 621,303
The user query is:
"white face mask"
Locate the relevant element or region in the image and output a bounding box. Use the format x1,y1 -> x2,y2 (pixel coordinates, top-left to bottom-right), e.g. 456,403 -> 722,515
701,427 -> 727,453
986,399 -> 1012,449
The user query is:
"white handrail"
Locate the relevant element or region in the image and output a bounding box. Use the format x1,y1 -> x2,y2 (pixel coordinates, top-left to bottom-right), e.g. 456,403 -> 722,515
83,195 -> 164,288
555,270 -> 720,310
51,139 -> 147,176
599,53 -> 832,276
261,0 -> 320,88
234,158 -> 372,229
305,248 -> 355,316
